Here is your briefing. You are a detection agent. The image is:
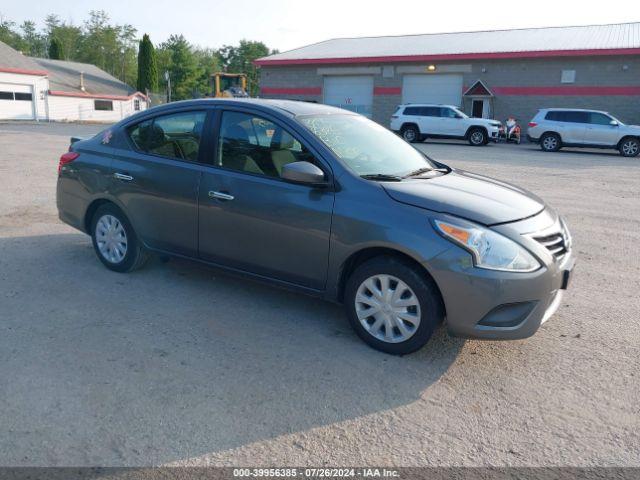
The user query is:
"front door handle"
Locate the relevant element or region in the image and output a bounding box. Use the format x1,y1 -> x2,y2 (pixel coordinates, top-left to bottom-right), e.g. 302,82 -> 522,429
209,191 -> 234,201
114,172 -> 133,181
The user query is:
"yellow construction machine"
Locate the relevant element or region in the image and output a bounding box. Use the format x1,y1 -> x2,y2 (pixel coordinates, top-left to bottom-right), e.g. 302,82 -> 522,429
211,72 -> 249,98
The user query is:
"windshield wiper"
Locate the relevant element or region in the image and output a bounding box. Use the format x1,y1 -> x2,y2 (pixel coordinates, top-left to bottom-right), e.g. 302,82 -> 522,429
403,167 -> 449,178
360,174 -> 403,182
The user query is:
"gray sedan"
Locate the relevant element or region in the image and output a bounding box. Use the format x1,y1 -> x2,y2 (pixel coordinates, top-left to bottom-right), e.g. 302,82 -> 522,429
57,99 -> 574,355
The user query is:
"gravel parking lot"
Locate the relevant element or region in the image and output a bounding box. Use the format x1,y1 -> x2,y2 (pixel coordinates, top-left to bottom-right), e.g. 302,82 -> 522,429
0,122 -> 639,467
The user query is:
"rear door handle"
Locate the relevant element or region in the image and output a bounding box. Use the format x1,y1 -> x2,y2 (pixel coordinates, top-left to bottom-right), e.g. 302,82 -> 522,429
209,191 -> 234,201
114,172 -> 133,181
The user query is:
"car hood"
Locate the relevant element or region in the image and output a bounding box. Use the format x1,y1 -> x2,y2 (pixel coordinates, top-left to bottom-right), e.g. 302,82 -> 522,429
622,124 -> 640,133
382,169 -> 545,225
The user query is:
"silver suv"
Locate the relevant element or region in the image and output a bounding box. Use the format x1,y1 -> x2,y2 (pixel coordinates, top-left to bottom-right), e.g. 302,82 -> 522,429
527,108 -> 640,157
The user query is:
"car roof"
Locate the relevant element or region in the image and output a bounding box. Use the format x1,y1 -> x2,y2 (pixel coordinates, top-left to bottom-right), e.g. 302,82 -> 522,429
539,107 -> 609,114
401,103 -> 457,108
144,98 -> 348,117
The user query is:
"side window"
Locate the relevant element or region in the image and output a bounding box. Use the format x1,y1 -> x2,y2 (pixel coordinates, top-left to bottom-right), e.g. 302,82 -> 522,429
127,111 -> 206,162
565,112 -> 589,123
589,113 -> 613,125
439,108 -> 458,118
546,111 -> 587,123
218,111 -> 313,178
420,107 -> 440,117
403,106 -> 420,116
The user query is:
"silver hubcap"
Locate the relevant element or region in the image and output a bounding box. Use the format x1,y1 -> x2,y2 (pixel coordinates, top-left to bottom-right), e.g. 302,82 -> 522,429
543,136 -> 557,150
622,140 -> 638,155
96,214 -> 128,264
355,274 -> 421,343
404,129 -> 416,141
471,131 -> 484,144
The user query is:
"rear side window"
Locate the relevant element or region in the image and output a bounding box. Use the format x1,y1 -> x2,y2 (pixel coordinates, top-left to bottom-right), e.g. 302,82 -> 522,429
127,110 -> 207,162
545,111 -> 589,123
403,106 -> 421,116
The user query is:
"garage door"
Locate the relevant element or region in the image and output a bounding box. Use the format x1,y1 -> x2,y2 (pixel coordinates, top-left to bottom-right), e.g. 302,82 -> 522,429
402,74 -> 463,106
0,83 -> 34,120
323,76 -> 373,117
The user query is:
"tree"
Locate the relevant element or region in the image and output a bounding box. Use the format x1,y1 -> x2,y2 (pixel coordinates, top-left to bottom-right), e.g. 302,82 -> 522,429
20,21 -> 46,57
0,15 -> 21,50
137,34 -> 158,93
48,37 -> 64,59
158,34 -> 201,100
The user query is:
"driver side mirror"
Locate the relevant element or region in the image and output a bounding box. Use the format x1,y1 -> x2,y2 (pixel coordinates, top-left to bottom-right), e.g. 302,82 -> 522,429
455,113 -> 464,119
610,120 -> 619,126
281,161 -> 327,186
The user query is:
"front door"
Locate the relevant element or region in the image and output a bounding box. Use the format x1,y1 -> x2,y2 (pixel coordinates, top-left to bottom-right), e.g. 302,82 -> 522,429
198,109 -> 335,290
111,109 -> 208,257
472,100 -> 484,118
583,111 -> 620,146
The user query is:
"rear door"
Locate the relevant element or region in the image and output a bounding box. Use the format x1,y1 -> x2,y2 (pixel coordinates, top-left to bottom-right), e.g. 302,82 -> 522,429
111,109 -> 209,257
198,108 -> 335,290
548,111 -> 588,143
416,106 -> 441,135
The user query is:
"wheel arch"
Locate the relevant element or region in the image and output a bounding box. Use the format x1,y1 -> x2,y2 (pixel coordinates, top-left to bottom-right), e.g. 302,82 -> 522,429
336,246 -> 445,314
465,125 -> 488,138
617,135 -> 640,149
84,198 -> 127,233
400,122 -> 419,132
540,130 -> 562,142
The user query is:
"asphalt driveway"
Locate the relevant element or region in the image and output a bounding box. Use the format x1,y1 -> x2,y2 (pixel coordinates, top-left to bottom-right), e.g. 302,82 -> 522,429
0,122 -> 638,466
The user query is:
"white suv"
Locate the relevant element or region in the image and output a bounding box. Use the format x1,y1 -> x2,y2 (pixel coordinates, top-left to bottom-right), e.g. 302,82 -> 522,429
390,104 -> 502,146
527,108 -> 640,157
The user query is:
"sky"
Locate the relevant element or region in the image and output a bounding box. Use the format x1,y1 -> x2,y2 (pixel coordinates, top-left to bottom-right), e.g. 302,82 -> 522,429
1,0 -> 638,52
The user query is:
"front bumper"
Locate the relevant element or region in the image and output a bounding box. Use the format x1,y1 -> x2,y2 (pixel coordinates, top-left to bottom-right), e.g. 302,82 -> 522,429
425,213 -> 574,340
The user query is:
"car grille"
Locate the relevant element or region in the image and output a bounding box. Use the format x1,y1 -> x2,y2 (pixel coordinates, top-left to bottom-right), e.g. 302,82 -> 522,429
533,231 -> 568,261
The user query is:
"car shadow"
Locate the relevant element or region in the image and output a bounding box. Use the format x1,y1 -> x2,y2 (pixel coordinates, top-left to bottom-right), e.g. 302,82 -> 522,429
0,233 -> 465,465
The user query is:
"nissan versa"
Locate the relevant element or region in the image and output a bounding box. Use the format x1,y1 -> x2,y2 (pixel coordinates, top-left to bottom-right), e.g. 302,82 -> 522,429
57,99 -> 574,354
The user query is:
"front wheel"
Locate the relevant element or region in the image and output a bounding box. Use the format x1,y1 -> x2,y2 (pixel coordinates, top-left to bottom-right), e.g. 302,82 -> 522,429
91,204 -> 148,273
468,128 -> 487,146
619,137 -> 640,157
344,256 -> 444,355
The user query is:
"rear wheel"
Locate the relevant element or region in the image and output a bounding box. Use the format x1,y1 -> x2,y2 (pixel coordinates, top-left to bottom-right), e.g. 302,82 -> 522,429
619,137 -> 640,157
344,256 -> 444,355
468,128 -> 487,146
401,125 -> 421,143
540,132 -> 561,152
91,204 -> 148,272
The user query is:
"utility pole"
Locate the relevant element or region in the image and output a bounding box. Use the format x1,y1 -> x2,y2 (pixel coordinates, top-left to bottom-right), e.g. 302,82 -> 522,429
164,70 -> 171,103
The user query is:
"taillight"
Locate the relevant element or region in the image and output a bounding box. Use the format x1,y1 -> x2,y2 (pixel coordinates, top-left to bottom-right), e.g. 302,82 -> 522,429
58,152 -> 79,174
528,122 -> 538,128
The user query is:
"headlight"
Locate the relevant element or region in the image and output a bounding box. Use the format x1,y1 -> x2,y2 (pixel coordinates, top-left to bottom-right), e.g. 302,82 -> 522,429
433,219 -> 541,272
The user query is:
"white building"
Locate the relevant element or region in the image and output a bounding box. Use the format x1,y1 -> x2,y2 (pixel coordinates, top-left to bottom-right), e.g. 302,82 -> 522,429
0,40 -> 148,122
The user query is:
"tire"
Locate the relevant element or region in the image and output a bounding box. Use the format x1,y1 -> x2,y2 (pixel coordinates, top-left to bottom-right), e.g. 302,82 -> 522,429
468,128 -> 487,146
619,137 -> 640,157
90,204 -> 148,273
344,256 -> 444,355
401,125 -> 420,143
540,132 -> 561,152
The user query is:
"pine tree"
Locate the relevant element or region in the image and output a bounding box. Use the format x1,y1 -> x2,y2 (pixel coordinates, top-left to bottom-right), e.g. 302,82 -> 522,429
48,36 -> 64,60
137,34 -> 158,93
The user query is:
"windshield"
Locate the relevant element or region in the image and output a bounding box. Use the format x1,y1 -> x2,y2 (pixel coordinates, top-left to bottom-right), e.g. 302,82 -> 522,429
299,114 -> 434,177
